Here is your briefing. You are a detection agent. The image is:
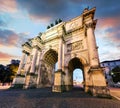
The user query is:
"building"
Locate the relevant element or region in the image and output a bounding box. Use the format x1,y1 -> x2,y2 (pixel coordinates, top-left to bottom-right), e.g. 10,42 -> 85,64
101,59 -> 120,86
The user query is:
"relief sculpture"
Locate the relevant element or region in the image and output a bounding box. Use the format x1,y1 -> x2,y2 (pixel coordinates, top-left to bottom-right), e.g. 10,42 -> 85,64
67,40 -> 84,52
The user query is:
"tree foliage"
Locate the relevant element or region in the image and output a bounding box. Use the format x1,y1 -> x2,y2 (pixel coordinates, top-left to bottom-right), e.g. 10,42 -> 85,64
0,63 -> 19,84
111,66 -> 120,83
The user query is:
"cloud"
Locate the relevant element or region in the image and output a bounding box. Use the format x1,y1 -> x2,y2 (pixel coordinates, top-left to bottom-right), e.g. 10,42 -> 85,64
97,17 -> 120,45
15,0 -> 120,23
97,17 -> 120,29
0,29 -> 19,46
70,0 -> 120,18
93,0 -> 120,18
0,18 -> 6,27
17,32 -> 30,47
0,0 -> 17,13
106,27 -> 120,43
16,0 -> 86,22
16,0 -> 68,21
0,51 -> 13,59
0,51 -> 20,65
0,29 -> 29,47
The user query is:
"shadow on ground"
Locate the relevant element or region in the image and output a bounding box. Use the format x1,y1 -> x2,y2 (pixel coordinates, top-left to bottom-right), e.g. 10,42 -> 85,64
0,87 -> 120,108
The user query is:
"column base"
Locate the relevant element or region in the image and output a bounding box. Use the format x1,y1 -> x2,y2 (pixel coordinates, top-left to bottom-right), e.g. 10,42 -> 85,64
11,75 -> 25,89
64,85 -> 73,91
87,67 -> 111,97
88,86 -> 111,98
52,69 -> 65,92
24,73 -> 37,89
52,85 -> 65,92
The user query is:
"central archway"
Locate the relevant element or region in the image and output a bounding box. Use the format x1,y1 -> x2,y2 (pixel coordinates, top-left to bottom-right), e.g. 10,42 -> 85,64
40,49 -> 58,87
66,57 -> 85,90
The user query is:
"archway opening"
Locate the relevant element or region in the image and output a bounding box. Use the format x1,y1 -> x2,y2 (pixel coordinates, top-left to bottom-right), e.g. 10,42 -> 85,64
41,49 -> 58,87
68,57 -> 84,90
73,69 -> 83,88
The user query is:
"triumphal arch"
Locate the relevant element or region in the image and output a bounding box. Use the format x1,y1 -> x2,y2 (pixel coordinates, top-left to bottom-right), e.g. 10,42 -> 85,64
12,7 -> 109,96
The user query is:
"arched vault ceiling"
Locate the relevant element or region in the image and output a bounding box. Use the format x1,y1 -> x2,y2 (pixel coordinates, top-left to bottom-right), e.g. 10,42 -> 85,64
43,49 -> 58,65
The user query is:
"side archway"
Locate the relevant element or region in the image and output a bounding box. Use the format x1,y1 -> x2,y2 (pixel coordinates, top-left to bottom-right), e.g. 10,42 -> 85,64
64,57 -> 86,91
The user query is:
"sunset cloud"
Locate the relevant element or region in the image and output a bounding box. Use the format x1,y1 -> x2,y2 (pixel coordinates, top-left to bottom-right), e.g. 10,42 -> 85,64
0,0 -> 120,65
97,17 -> 120,29
0,51 -> 20,65
0,0 -> 17,13
97,17 -> 120,45
0,51 -> 13,59
0,29 -> 29,47
0,29 -> 19,46
0,51 -> 13,65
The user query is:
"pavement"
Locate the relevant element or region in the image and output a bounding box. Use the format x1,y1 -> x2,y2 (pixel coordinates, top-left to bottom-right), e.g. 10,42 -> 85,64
109,87 -> 120,100
0,87 -> 120,108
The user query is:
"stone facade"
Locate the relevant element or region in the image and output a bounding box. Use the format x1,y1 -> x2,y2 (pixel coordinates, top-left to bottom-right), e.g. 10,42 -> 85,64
12,7 -> 109,96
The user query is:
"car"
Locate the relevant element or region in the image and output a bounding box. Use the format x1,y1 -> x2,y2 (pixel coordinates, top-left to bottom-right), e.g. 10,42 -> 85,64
114,82 -> 120,88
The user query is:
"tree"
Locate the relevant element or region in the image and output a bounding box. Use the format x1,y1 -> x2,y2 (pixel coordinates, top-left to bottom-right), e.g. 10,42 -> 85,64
58,19 -> 62,23
0,65 -> 13,83
8,64 -> 19,81
50,23 -> 54,27
0,63 -> 19,84
47,26 -> 50,29
0,65 -> 6,83
110,66 -> 120,83
55,20 -> 59,25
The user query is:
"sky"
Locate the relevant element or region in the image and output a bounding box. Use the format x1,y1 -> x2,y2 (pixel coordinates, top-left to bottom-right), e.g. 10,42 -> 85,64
0,0 -> 120,66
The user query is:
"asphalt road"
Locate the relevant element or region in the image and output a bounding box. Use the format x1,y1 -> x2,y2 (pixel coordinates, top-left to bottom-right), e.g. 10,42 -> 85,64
0,87 -> 120,108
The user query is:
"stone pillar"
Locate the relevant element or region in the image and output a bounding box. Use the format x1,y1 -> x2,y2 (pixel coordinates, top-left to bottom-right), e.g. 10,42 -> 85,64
24,46 -> 39,89
64,67 -> 72,91
17,50 -> 26,75
62,43 -> 65,71
58,38 -> 63,70
86,22 -> 99,67
12,50 -> 27,88
30,46 -> 38,74
36,51 -> 42,87
52,37 -> 65,92
35,51 -> 41,74
24,53 -> 30,75
36,51 -> 41,66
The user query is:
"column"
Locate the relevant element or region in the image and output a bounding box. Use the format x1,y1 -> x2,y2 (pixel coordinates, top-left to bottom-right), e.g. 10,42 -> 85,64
17,50 -> 26,75
36,51 -> 41,70
36,51 -> 42,85
58,38 -> 63,70
30,46 -> 38,74
86,22 -> 99,67
62,43 -> 65,71
24,53 -> 30,75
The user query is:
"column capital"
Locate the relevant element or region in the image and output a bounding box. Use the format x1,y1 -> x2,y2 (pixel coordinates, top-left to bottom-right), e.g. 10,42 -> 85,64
85,20 -> 97,29
22,50 -> 29,55
33,45 -> 40,50
85,22 -> 94,29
